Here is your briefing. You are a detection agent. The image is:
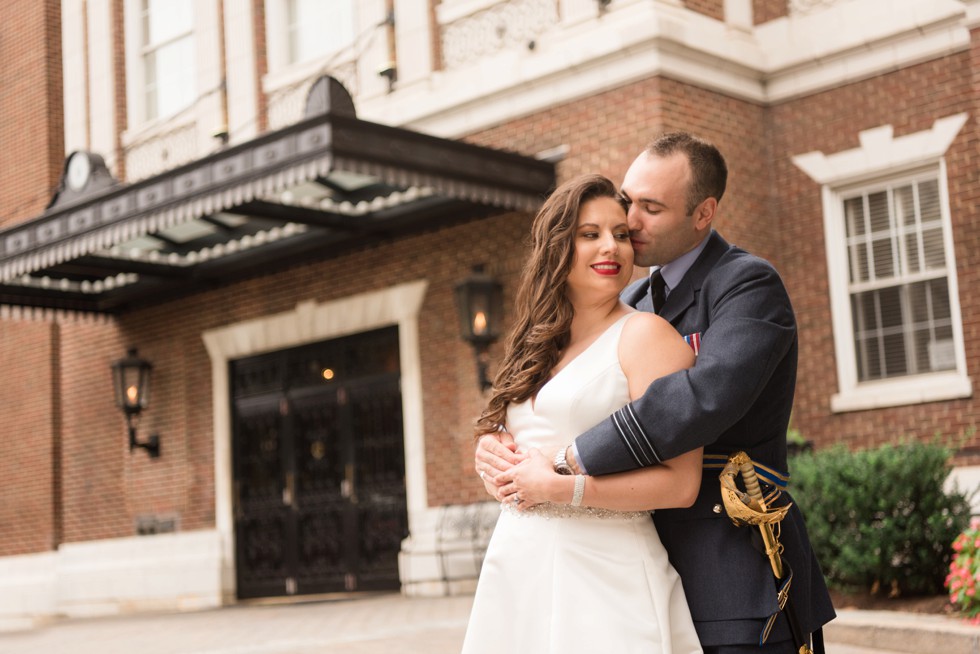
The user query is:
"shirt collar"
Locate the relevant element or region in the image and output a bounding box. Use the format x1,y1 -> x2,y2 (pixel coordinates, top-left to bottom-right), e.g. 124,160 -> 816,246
653,232 -> 711,292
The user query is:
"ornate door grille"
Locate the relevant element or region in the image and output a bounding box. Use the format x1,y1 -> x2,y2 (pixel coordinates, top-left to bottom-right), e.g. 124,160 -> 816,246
231,327 -> 408,599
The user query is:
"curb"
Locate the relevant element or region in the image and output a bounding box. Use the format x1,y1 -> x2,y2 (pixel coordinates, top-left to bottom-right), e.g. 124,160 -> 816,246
826,609 -> 980,654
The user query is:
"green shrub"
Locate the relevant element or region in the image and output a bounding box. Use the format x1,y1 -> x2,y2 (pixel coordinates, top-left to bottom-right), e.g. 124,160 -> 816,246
790,440 -> 972,597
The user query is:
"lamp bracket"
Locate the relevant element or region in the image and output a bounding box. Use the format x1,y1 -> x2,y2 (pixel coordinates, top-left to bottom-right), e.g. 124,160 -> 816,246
129,424 -> 161,457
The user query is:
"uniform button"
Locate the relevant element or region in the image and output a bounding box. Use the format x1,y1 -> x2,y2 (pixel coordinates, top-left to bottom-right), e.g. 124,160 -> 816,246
712,504 -> 723,514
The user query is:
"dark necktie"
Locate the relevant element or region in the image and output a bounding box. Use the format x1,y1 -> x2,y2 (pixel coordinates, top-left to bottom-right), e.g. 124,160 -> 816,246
650,270 -> 667,314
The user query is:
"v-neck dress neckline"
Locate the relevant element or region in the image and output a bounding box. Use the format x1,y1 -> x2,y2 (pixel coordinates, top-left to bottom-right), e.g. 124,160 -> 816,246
530,312 -> 633,412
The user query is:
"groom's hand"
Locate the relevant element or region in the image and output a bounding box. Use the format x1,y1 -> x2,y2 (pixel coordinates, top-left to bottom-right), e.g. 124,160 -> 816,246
475,430 -> 524,500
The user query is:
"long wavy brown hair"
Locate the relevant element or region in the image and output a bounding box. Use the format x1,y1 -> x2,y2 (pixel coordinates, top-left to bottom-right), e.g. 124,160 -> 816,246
474,174 -> 622,437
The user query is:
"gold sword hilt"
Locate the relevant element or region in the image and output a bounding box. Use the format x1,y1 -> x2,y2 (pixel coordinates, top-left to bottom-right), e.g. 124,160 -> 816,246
738,457 -> 784,579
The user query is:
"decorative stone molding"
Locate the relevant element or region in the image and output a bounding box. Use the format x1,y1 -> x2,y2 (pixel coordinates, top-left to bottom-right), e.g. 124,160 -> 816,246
439,0 -> 559,69
789,0 -> 855,16
792,113 -> 969,186
124,122 -> 200,182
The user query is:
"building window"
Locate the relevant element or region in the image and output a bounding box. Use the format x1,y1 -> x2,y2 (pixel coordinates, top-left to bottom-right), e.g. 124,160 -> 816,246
141,0 -> 195,121
285,0 -> 355,66
792,114 -> 971,411
843,174 -> 954,382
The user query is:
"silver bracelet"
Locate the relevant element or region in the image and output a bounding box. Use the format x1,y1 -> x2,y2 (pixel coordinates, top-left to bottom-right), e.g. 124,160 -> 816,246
571,475 -> 586,507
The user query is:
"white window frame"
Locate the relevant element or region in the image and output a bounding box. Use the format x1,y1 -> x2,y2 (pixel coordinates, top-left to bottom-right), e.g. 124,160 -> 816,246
122,0 -> 223,177
286,0 -> 355,67
125,0 -> 198,127
793,113 -> 971,412
263,0 -> 359,90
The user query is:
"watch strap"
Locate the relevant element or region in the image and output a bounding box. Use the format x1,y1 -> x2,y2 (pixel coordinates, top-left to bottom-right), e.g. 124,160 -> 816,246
553,447 -> 573,475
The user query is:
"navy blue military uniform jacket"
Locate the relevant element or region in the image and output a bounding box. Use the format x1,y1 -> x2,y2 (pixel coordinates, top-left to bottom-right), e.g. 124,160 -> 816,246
575,230 -> 836,647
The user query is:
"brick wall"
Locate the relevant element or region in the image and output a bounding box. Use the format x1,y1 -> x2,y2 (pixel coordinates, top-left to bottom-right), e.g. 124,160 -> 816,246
753,0 -> 789,24
0,0 -> 64,226
111,0 -> 128,180
2,10 -> 977,556
47,210 -> 536,543
468,76 -> 775,267
657,78 -> 776,264
0,0 -> 65,558
682,0 -> 724,22
470,63 -> 980,462
251,0 -> 269,134
0,320 -> 60,556
675,0 -> 790,26
769,51 -> 979,455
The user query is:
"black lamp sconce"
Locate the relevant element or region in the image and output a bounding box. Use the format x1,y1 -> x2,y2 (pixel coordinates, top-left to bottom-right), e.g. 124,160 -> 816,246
454,265 -> 504,392
111,348 -> 161,457
377,63 -> 397,93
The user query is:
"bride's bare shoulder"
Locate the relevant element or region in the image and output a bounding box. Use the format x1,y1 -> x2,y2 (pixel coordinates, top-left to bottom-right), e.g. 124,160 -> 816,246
619,312 -> 693,375
620,311 -> 678,341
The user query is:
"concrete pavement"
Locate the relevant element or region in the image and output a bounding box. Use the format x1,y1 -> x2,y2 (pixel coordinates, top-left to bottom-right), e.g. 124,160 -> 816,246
0,591 -> 975,653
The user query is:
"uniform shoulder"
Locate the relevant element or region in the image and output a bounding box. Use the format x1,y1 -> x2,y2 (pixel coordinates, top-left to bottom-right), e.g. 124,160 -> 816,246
714,244 -> 783,280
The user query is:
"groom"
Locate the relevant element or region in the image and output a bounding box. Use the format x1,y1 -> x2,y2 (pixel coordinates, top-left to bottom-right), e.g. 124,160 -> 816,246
476,132 -> 835,653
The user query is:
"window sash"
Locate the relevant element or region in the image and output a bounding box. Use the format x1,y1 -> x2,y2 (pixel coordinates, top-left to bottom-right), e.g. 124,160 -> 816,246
841,174 -> 954,383
141,0 -> 195,121
286,0 -> 355,66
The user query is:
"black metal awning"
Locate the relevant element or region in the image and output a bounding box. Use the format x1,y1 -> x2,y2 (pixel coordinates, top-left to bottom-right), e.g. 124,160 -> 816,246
0,77 -> 555,313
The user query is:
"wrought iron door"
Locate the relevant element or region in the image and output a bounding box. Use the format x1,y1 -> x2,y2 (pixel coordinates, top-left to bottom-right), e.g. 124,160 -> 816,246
231,327 -> 408,599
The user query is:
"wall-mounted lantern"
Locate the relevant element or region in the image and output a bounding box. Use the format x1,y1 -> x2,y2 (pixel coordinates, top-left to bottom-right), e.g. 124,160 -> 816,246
454,265 -> 504,392
111,348 -> 161,457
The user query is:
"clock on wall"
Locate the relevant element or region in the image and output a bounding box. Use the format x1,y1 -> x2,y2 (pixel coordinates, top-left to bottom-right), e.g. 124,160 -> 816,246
66,151 -> 92,191
47,150 -> 115,211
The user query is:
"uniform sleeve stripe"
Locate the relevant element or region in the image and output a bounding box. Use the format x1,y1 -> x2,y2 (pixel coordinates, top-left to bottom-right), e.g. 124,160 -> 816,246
624,405 -> 662,464
611,405 -> 661,466
612,410 -> 647,467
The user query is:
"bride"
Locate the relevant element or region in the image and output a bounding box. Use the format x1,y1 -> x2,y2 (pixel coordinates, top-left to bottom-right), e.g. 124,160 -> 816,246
460,174 -> 703,654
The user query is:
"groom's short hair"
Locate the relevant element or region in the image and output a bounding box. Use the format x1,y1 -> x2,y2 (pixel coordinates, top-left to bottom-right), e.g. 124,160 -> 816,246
646,132 -> 728,216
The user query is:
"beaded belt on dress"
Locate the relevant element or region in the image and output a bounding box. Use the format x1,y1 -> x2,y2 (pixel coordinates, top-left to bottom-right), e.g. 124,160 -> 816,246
501,502 -> 649,520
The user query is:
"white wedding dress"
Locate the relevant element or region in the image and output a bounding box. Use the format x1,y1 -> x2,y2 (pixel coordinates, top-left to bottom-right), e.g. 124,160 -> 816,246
461,314 -> 702,654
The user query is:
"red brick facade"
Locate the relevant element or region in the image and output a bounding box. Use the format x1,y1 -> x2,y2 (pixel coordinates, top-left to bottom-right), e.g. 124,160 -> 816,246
0,319 -> 60,555
683,0 -> 725,22
1,0 -> 978,600
0,0 -> 65,558
0,0 -> 64,227
771,52 -> 979,453
7,210 -> 534,552
753,0 -> 790,24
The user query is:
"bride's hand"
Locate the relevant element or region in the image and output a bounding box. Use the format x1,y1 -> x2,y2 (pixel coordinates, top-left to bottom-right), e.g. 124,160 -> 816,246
496,448 -> 561,510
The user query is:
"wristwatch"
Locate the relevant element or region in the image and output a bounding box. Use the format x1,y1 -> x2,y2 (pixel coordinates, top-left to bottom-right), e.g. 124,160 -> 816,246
553,447 -> 573,475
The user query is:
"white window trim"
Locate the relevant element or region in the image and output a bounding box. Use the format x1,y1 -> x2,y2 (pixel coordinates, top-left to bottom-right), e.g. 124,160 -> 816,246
122,0 -> 222,153
262,0 -> 360,97
793,113 -> 971,412
125,0 -> 194,130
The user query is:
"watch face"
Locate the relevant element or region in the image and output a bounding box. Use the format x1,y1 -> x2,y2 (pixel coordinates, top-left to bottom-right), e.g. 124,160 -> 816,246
67,153 -> 91,191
